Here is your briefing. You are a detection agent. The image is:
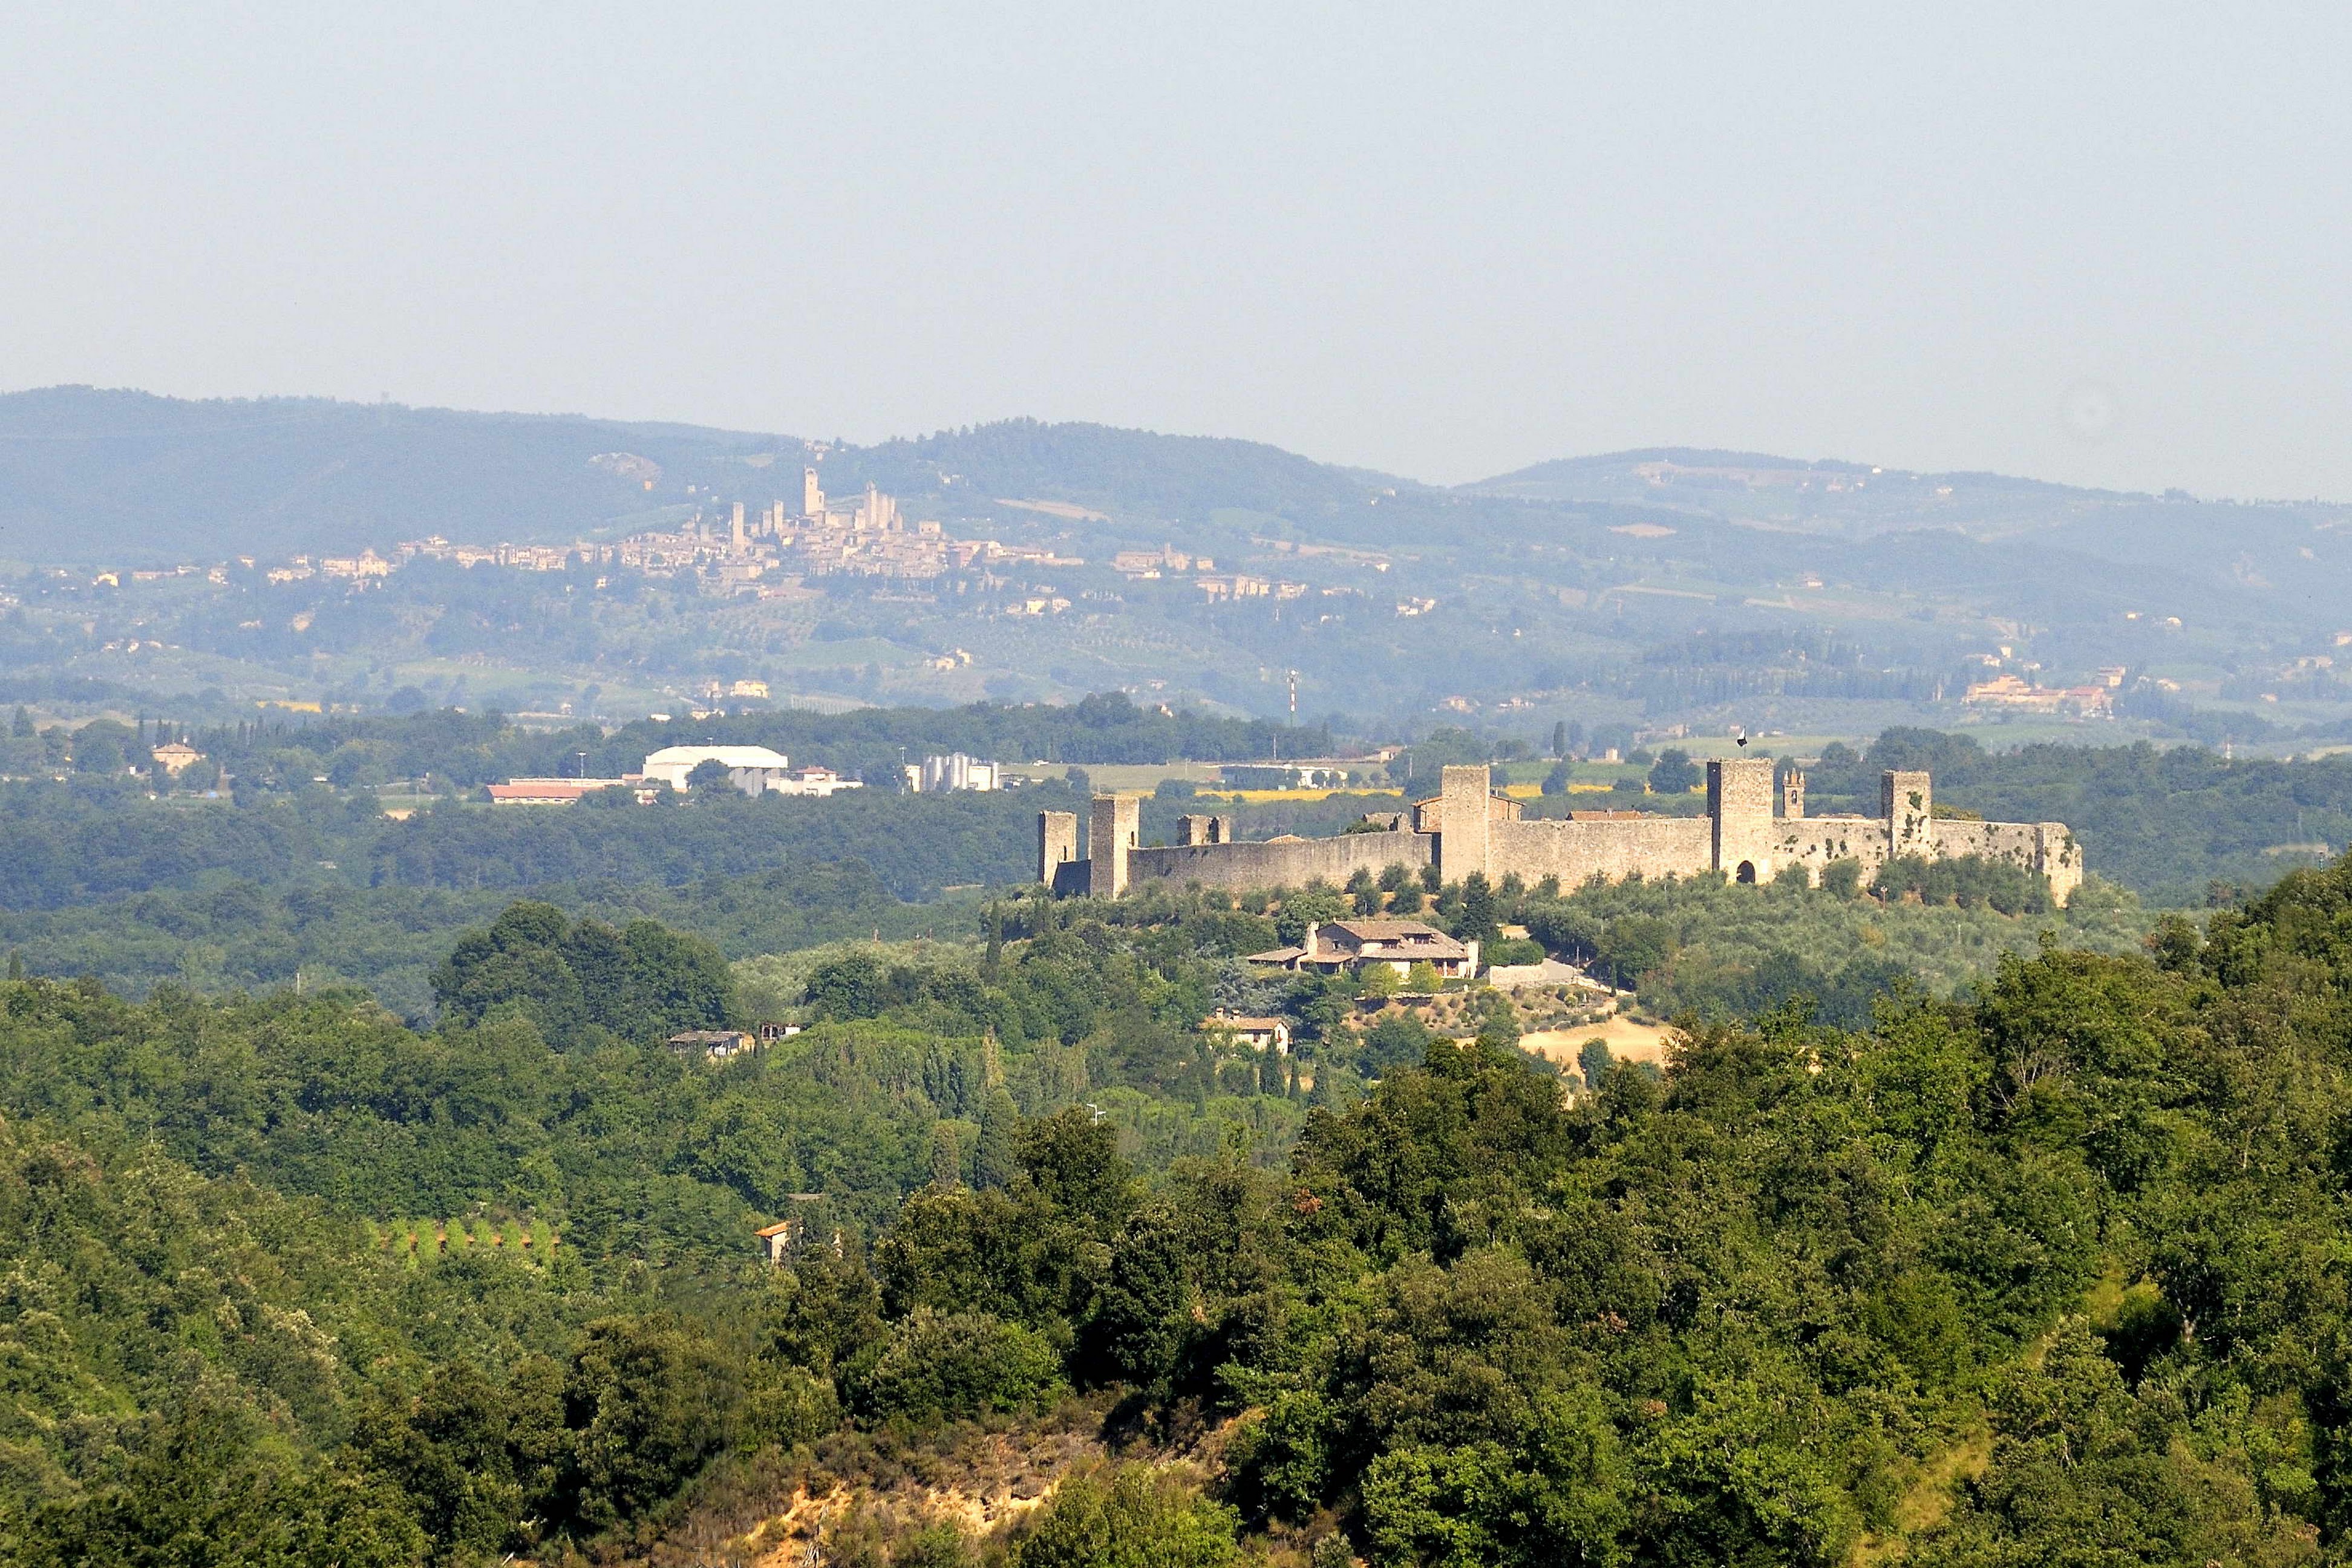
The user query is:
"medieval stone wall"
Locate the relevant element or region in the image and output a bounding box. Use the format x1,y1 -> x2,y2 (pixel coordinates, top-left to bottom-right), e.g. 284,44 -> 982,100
1126,828 -> 1434,891
1489,816 -> 1714,885
1768,815 -> 1895,883
1045,763 -> 2082,905
1932,818 -> 2084,906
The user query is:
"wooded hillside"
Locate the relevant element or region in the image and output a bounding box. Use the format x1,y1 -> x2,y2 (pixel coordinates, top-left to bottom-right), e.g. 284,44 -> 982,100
1,853 -> 2350,1561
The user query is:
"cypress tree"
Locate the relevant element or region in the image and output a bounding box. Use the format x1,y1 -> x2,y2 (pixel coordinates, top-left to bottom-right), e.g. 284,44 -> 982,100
973,1086 -> 1019,1189
928,1122 -> 963,1187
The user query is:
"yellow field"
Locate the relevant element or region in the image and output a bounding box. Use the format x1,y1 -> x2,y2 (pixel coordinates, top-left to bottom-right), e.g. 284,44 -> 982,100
1196,787 -> 1405,804
1501,781 -> 1671,799
1518,1014 -> 1680,1068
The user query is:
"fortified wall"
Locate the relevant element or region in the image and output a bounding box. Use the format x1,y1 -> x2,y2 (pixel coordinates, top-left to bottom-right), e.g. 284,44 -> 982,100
1040,760 -> 2083,905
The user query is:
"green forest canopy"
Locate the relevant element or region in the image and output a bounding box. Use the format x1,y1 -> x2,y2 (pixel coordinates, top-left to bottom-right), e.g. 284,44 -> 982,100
4,853 -> 2352,1561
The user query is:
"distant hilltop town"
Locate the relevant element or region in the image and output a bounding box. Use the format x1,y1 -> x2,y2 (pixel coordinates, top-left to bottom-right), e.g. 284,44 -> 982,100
1043,759 -> 2083,904
96,467 -> 1349,611
402,469 -> 1085,594
118,470 -> 1088,601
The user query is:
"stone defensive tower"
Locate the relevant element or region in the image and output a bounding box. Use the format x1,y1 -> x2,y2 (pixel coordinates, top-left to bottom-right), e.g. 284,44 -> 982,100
1707,757 -> 1778,883
1883,769 -> 1933,858
1087,795 -> 1140,898
1782,767 -> 1805,820
1038,811 -> 1080,891
1437,765 -> 1492,881
1177,814 -> 1234,846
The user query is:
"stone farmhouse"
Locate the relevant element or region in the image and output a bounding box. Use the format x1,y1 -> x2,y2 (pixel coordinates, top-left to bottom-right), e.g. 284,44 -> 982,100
1200,1011 -> 1293,1054
1039,760 -> 2081,903
1248,919 -> 1480,979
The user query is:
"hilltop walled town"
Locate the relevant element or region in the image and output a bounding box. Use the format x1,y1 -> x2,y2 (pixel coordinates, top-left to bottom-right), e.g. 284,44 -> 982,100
1042,758 -> 2082,904
134,468 -> 1345,620
395,469 -> 1084,592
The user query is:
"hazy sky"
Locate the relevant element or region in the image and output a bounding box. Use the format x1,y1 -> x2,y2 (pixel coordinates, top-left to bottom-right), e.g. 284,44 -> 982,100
5,4 -> 2349,496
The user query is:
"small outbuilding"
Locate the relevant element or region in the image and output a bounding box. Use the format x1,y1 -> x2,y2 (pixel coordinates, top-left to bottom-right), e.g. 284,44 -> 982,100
668,1028 -> 758,1060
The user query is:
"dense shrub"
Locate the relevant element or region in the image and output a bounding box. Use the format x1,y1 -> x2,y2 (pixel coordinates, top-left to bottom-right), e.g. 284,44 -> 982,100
1870,852 -> 2052,914
1014,1465 -> 1240,1568
850,1308 -> 1065,1422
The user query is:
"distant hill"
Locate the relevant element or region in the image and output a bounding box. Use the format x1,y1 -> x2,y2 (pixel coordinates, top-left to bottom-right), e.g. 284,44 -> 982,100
0,392 -> 1393,564
1463,446 -> 2120,540
0,387 -> 799,564
1459,446 -> 2352,629
818,416 -> 1390,522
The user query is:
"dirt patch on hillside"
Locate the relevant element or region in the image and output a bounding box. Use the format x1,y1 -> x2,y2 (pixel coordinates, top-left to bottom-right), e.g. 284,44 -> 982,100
636,1397 -> 1250,1568
1519,1013 -> 1680,1068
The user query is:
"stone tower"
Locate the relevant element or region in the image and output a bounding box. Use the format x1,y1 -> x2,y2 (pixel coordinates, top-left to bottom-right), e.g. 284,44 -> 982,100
1781,767 -> 1805,821
1707,757 -> 1777,883
1437,765 -> 1492,883
1087,795 -> 1140,898
1883,770 -> 1933,858
1037,811 -> 1079,886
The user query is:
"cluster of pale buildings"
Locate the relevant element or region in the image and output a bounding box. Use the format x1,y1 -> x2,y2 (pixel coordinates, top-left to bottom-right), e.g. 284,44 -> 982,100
713,469 -> 1085,587
903,752 -> 1002,792
376,470 -> 1083,596
488,745 -> 1006,805
488,745 -> 857,805
1963,671 -> 2120,717
1111,544 -> 1310,603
